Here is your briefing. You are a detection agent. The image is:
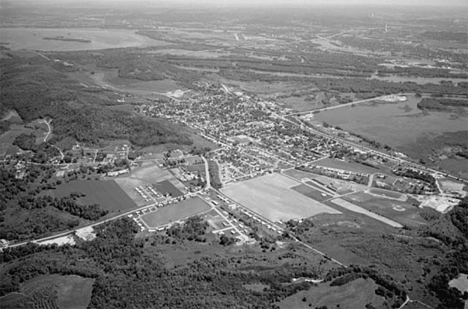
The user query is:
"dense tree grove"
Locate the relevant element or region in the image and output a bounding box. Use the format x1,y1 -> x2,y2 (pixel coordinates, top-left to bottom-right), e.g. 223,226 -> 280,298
420,197 -> 468,309
0,218 -> 319,308
18,195 -> 108,221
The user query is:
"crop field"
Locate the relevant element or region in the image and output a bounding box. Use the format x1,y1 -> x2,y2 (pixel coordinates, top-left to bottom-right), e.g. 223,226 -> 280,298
345,192 -> 427,228
54,180 -> 137,212
291,184 -> 334,202
313,157 -> 380,174
221,173 -> 341,222
1,27 -> 168,51
277,278 -> 385,309
140,197 -> 211,228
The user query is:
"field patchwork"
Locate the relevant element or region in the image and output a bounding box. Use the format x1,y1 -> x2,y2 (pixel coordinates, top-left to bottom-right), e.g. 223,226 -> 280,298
221,173 -> 341,222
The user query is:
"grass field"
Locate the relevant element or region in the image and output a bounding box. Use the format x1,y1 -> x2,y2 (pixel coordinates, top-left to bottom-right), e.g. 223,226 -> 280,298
154,180 -> 184,197
291,184 -> 334,202
369,188 -> 407,200
20,274 -> 94,309
140,197 -> 211,228
346,192 -> 426,228
277,278 -> 385,309
314,157 -> 380,174
221,173 -> 341,222
54,180 -> 137,212
282,169 -> 319,181
330,198 -> 403,228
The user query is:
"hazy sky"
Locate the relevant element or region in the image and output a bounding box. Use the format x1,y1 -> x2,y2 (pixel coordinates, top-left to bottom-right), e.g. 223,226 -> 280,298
3,0 -> 467,6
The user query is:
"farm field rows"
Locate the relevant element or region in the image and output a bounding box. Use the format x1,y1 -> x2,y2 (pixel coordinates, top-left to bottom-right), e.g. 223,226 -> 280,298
53,180 -> 137,212
221,173 -> 341,222
140,196 -> 211,228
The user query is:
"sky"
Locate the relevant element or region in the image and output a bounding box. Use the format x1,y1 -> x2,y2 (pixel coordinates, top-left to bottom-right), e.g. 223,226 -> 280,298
2,0 -> 467,6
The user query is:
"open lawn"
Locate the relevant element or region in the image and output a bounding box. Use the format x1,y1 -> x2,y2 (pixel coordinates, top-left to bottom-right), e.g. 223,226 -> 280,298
346,192 -> 426,228
221,173 -> 340,222
141,197 -> 211,228
277,278 -> 385,309
314,157 -> 380,174
54,180 -> 137,212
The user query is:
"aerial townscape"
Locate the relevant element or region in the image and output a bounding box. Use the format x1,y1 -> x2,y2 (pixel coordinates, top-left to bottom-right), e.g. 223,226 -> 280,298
0,0 -> 467,308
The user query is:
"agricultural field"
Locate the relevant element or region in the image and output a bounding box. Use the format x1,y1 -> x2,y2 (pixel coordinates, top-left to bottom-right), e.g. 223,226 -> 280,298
277,278 -> 386,309
345,191 -> 427,228
221,173 -> 341,222
53,180 -> 137,212
313,157 -> 381,174
140,196 -> 211,228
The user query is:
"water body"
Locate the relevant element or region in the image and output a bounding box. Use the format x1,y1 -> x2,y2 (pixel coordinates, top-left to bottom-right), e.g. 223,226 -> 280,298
0,27 -> 169,51
313,95 -> 468,151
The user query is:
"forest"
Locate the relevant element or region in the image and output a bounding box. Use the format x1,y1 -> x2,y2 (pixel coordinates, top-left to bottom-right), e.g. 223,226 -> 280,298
0,56 -> 192,149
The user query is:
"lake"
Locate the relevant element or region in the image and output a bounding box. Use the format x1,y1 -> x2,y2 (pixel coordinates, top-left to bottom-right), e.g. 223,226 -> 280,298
0,27 -> 169,51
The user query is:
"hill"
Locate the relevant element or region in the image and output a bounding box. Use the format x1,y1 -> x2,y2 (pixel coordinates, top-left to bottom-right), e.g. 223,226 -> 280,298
0,55 -> 192,148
